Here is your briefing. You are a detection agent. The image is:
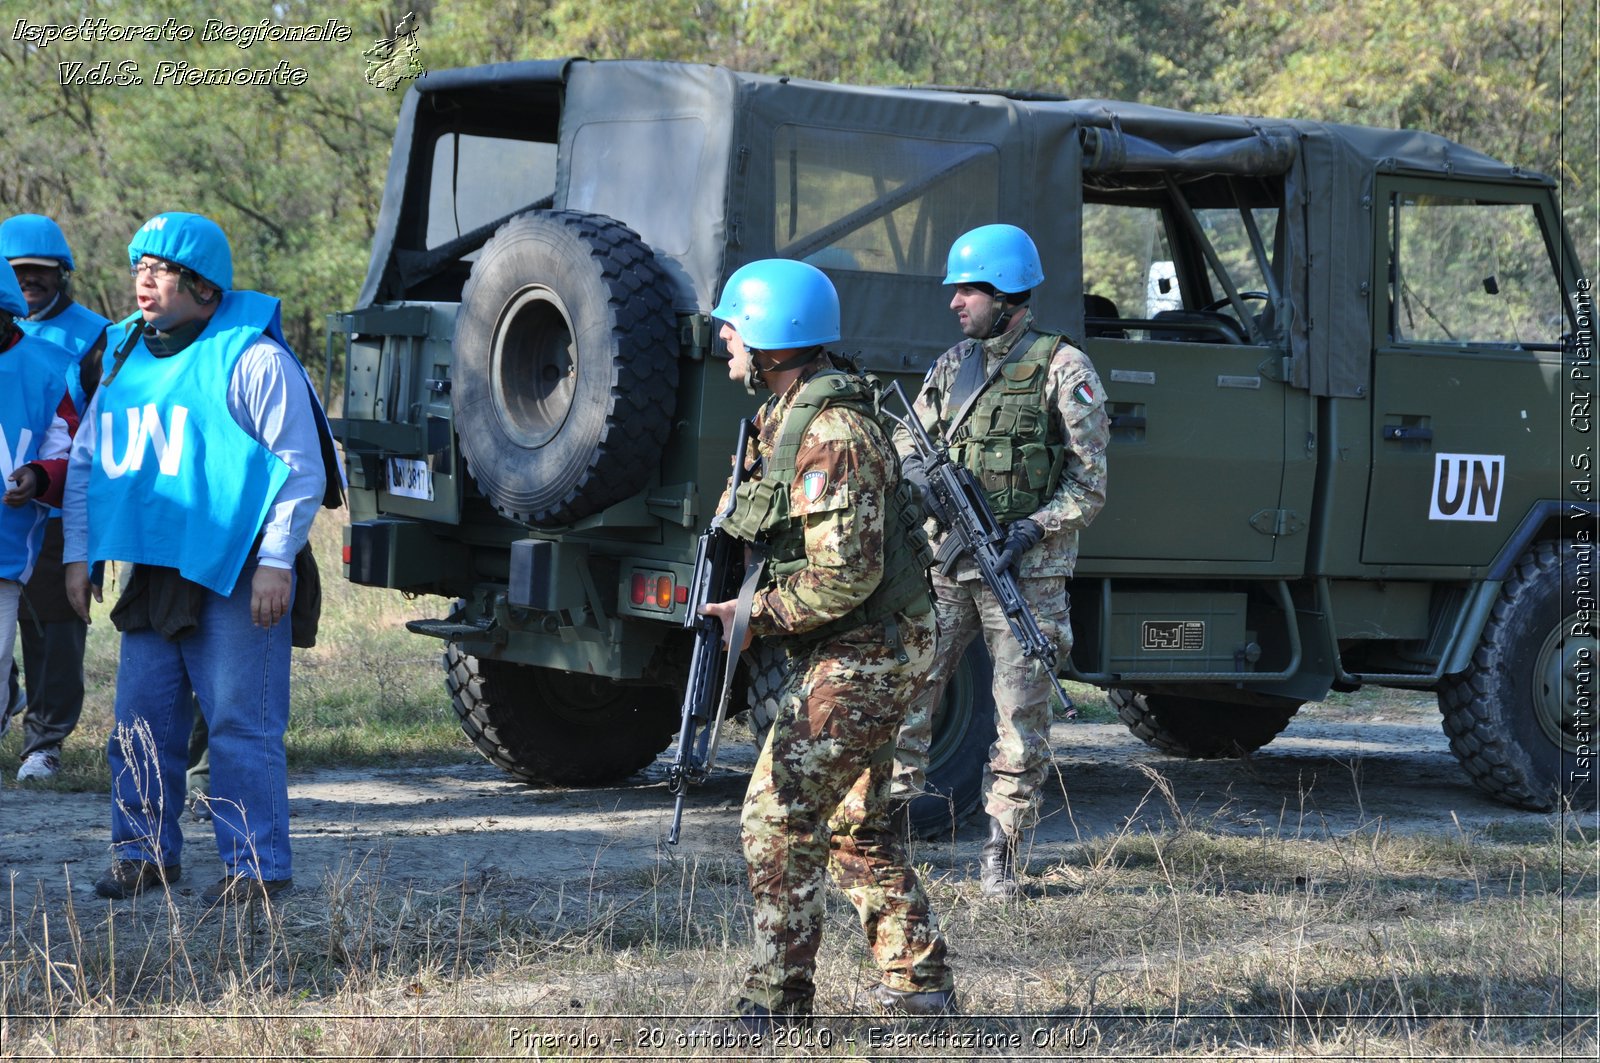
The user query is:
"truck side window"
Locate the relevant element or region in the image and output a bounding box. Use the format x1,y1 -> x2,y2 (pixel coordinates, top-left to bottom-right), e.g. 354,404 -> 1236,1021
1389,192 -> 1566,348
1083,178 -> 1285,346
770,124 -> 999,276
1081,202 -> 1182,324
426,133 -> 557,250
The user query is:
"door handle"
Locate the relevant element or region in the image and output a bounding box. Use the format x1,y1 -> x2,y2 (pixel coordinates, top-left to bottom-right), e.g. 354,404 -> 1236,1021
1382,425 -> 1433,442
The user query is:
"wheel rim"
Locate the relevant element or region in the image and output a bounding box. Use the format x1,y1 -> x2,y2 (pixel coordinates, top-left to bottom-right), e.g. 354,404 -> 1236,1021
528,665 -> 628,726
492,284 -> 576,449
1532,609 -> 1595,753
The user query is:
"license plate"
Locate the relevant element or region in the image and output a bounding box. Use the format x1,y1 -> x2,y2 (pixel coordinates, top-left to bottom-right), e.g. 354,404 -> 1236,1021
385,457 -> 434,501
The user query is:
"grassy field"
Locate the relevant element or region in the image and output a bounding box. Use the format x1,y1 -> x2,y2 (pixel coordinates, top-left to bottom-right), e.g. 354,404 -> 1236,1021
1,515 -> 1595,1060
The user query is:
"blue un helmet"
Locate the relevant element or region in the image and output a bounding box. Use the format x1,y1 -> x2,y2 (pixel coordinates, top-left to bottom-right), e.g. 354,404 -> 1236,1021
943,223 -> 1044,294
127,212 -> 233,290
0,263 -> 27,317
0,214 -> 76,271
711,258 -> 840,349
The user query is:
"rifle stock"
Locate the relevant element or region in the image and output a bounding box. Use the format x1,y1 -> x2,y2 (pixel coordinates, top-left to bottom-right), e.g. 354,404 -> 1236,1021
884,381 -> 1077,719
667,418 -> 755,844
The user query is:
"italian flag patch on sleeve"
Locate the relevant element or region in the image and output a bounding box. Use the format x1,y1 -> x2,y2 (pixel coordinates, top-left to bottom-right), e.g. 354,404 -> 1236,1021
1072,381 -> 1098,406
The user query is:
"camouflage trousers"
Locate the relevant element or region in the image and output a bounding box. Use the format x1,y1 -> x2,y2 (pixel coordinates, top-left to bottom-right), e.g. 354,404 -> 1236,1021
894,569 -> 1071,836
740,610 -> 953,1011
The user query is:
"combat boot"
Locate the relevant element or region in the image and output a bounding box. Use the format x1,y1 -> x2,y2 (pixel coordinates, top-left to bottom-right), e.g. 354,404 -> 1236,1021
979,817 -> 1020,899
871,982 -> 958,1015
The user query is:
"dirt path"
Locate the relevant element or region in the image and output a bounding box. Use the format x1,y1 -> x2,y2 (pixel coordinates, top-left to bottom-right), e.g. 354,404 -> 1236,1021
2,694 -> 1545,906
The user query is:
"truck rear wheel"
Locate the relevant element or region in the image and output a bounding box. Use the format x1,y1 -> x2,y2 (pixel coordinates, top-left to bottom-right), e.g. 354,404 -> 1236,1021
1439,541 -> 1597,811
452,210 -> 678,527
1111,688 -> 1299,758
745,638 -> 997,839
446,644 -> 677,786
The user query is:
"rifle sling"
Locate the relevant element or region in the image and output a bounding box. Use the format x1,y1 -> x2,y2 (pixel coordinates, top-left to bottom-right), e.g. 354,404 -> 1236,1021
702,546 -> 768,774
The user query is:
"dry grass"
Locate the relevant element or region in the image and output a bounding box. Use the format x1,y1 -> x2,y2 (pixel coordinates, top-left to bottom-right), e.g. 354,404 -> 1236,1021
1,519 -> 1595,1058
2,767 -> 1593,1059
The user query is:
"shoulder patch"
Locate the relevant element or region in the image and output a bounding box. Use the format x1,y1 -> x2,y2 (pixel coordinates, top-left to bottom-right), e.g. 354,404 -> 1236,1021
802,469 -> 828,502
1072,381 -> 1098,406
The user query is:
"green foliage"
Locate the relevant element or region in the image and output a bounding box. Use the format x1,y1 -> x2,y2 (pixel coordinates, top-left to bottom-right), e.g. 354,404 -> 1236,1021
0,0 -> 402,362
0,0 -> 1588,378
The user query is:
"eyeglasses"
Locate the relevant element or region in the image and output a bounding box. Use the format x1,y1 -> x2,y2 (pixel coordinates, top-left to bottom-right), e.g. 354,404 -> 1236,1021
130,260 -> 184,280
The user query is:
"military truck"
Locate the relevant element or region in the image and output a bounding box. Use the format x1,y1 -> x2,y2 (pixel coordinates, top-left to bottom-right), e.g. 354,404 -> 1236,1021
333,58 -> 1596,831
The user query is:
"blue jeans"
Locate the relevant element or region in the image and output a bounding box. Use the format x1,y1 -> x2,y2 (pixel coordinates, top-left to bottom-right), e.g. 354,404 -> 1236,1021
107,560 -> 292,880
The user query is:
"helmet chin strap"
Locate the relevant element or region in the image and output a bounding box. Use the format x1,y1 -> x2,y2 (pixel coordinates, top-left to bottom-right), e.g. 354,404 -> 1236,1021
744,345 -> 823,395
986,296 -> 1018,339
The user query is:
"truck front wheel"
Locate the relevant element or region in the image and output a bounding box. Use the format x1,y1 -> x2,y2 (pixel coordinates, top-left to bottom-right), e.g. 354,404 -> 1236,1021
1439,541 -> 1597,811
1111,688 -> 1299,758
446,645 -> 677,786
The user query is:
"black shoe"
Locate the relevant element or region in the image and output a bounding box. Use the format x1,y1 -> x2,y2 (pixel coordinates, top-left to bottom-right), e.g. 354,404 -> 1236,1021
686,997 -> 810,1042
870,982 -> 958,1015
94,860 -> 181,899
980,816 -> 1021,899
201,874 -> 293,904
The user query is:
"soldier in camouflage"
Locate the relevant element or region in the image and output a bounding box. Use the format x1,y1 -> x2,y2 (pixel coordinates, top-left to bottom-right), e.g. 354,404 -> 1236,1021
893,224 -> 1110,899
699,259 -> 956,1030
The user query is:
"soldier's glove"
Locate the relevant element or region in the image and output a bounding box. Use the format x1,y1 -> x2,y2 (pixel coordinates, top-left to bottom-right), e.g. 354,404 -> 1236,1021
996,518 -> 1044,574
901,453 -> 947,523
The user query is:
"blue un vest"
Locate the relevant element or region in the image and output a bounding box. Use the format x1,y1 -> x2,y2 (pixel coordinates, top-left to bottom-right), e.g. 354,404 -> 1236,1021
87,291 -> 293,595
0,333 -> 71,582
20,300 -> 109,415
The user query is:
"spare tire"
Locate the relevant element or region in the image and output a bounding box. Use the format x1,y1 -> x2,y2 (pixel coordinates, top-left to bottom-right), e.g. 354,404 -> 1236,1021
452,210 -> 678,526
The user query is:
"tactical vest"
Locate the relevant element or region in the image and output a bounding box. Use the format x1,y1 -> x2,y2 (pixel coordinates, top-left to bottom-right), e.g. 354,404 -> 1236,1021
723,369 -> 933,648
946,331 -> 1067,523
87,292 -> 293,596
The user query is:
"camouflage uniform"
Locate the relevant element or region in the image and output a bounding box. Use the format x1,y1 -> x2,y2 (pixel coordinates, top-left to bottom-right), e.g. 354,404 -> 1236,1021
894,308 -> 1109,836
728,355 -> 952,1013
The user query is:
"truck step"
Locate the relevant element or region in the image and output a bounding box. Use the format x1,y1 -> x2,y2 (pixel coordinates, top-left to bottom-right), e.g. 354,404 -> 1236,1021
405,618 -> 503,644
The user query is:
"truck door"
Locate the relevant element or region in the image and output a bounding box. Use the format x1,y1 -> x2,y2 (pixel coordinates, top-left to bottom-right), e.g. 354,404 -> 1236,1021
1076,179 -> 1308,569
1363,179 -> 1571,566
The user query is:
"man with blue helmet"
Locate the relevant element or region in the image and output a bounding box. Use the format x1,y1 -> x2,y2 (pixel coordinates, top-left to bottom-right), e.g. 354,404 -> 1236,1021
0,215 -> 109,406
63,212 -> 341,905
1,213 -> 110,783
0,266 -> 76,747
893,224 -> 1110,899
698,259 -> 955,1029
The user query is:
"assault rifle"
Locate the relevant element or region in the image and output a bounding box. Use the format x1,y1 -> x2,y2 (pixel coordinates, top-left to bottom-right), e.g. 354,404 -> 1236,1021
883,380 -> 1076,719
667,418 -> 761,845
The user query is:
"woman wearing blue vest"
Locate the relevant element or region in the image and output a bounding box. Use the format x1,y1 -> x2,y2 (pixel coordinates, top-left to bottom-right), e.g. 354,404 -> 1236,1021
63,212 -> 338,906
0,266 -> 75,743
1,213 -> 111,783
